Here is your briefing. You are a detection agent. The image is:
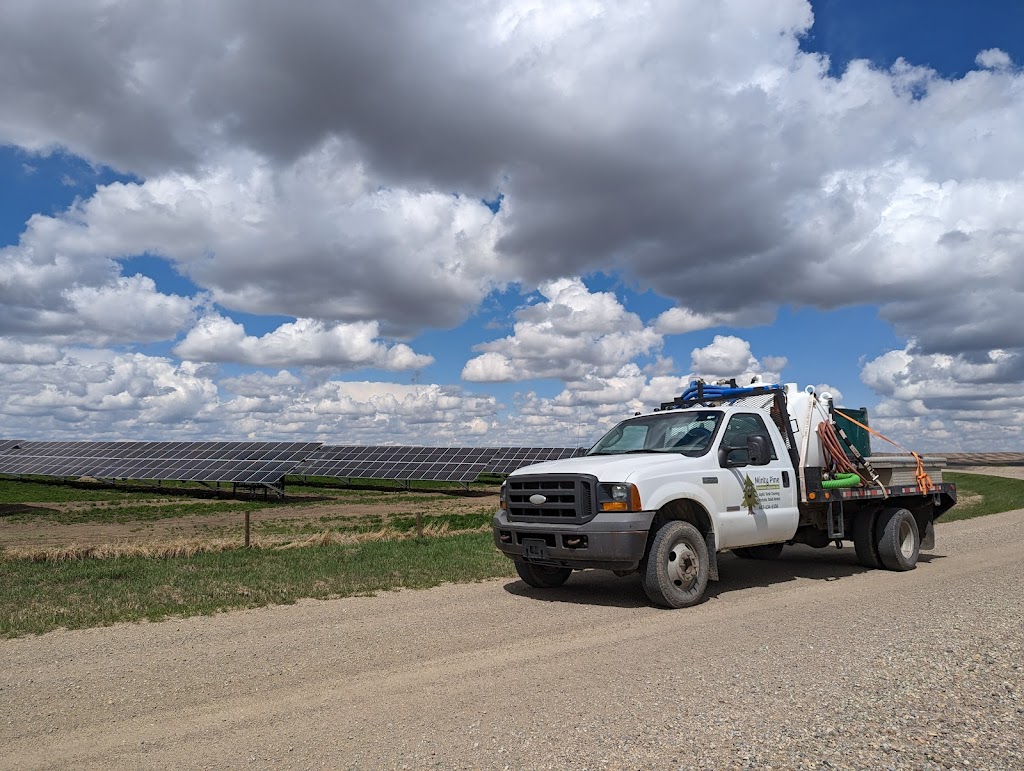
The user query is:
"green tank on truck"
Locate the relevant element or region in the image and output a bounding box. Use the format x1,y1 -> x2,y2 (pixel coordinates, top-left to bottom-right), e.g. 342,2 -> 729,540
493,381 -> 956,608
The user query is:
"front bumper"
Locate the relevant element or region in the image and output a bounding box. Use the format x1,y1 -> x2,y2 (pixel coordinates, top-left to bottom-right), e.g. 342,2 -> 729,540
492,509 -> 655,571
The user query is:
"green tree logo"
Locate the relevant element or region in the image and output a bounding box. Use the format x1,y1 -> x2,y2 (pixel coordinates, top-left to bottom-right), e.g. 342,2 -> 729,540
742,475 -> 761,513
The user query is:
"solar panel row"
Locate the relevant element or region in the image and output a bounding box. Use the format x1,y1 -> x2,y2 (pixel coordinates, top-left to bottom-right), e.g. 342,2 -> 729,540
0,440 -> 317,461
0,440 -> 321,486
484,446 -> 587,475
295,446 -> 487,483
294,445 -> 588,481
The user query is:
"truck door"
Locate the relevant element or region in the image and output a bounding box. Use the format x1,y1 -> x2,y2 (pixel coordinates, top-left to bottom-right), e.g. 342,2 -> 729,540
715,412 -> 800,549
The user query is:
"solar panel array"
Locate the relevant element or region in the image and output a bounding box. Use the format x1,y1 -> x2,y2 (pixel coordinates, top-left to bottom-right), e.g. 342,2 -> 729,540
0,440 -> 321,486
0,439 -> 589,487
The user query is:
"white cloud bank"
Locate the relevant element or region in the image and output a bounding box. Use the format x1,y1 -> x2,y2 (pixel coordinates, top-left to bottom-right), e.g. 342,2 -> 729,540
0,352 -> 500,444
0,1 -> 1021,448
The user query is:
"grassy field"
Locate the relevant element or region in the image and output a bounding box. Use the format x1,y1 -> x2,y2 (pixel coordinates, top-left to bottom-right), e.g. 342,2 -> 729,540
0,470 -> 1020,638
0,533 -> 513,637
942,472 -> 1024,521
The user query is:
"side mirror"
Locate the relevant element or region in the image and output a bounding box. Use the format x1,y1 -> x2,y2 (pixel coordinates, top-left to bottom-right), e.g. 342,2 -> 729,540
717,446 -> 732,467
746,434 -> 771,466
718,445 -> 747,468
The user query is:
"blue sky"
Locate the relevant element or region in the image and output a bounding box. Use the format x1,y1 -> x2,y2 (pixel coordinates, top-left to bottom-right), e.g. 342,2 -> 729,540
1,0 -> 1022,451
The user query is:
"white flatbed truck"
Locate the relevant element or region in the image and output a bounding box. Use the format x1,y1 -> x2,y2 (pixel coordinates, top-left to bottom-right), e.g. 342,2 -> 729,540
493,381 -> 956,608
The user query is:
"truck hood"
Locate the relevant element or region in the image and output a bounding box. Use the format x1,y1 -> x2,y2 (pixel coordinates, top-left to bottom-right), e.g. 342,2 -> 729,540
508,452 -> 704,482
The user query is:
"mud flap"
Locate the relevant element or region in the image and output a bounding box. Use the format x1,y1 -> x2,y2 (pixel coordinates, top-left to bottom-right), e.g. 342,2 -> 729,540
921,520 -> 935,551
706,531 -> 719,581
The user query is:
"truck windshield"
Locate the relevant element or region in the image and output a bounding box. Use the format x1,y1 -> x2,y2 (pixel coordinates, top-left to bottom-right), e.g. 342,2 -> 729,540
588,411 -> 722,456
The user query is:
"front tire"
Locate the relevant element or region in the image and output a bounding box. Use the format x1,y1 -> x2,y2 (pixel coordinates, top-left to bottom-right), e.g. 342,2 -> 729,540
642,521 -> 709,608
875,507 -> 920,571
514,560 -> 572,588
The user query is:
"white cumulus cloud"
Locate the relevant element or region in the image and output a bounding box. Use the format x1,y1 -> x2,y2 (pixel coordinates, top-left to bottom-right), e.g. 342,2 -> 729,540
690,335 -> 786,383
462,278 -> 662,382
174,314 -> 433,370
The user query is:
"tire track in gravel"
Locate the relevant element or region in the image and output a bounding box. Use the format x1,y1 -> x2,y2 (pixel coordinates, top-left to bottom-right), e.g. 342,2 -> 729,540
2,508 -> 1022,770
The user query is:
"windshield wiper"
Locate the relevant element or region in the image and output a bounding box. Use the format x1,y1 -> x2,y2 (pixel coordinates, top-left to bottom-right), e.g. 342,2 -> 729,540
589,449 -> 658,456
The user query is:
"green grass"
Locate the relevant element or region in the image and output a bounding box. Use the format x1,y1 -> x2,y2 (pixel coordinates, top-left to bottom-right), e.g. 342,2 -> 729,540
389,511 -> 493,532
941,472 -> 1024,522
0,533 -> 515,637
0,477 -> 167,504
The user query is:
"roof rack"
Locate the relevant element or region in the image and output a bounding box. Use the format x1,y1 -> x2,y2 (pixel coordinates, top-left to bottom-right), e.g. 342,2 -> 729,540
659,379 -> 785,411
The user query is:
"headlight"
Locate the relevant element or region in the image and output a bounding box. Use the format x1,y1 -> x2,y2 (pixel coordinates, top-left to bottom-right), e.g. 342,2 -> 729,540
598,482 -> 642,512
499,482 -> 507,510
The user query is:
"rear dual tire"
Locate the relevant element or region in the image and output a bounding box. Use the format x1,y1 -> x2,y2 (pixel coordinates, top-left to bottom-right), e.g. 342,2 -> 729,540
853,507 -> 920,571
876,507 -> 920,571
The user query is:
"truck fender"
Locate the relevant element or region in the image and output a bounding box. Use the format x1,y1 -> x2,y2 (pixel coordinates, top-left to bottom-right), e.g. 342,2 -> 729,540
647,481 -> 720,524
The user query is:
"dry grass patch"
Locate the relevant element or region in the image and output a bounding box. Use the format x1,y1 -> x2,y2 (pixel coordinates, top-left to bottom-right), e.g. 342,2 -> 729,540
2,538 -> 242,563
1,522 -> 492,563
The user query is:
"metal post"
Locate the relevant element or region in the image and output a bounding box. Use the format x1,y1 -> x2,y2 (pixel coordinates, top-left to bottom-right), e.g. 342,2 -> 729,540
244,512 -> 251,547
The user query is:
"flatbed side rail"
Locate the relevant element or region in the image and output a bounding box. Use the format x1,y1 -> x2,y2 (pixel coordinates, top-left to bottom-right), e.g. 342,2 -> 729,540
824,481 -> 957,516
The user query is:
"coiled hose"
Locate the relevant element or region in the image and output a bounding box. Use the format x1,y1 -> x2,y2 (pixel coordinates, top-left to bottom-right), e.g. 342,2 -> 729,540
820,472 -> 863,488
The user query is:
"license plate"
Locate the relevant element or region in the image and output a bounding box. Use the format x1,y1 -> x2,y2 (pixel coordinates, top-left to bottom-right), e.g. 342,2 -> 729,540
522,539 -> 549,560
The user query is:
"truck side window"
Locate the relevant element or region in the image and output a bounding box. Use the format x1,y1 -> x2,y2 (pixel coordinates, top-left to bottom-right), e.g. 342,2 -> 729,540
721,414 -> 778,463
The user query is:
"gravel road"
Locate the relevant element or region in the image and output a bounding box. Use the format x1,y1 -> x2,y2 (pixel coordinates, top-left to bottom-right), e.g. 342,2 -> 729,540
2,508 -> 1022,770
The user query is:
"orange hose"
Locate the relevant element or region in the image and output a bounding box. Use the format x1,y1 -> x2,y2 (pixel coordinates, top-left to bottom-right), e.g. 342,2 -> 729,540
816,422 -> 863,481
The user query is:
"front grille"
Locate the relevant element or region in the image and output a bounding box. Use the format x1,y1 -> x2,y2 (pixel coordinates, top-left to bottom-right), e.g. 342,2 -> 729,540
506,474 -> 598,523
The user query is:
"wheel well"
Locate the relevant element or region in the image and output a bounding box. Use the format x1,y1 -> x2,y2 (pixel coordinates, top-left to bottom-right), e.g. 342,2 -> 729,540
904,500 -> 935,534
651,498 -> 714,539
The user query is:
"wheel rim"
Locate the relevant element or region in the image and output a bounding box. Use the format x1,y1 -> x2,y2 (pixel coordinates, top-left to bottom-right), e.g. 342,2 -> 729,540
898,519 -> 915,559
666,540 -> 699,591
